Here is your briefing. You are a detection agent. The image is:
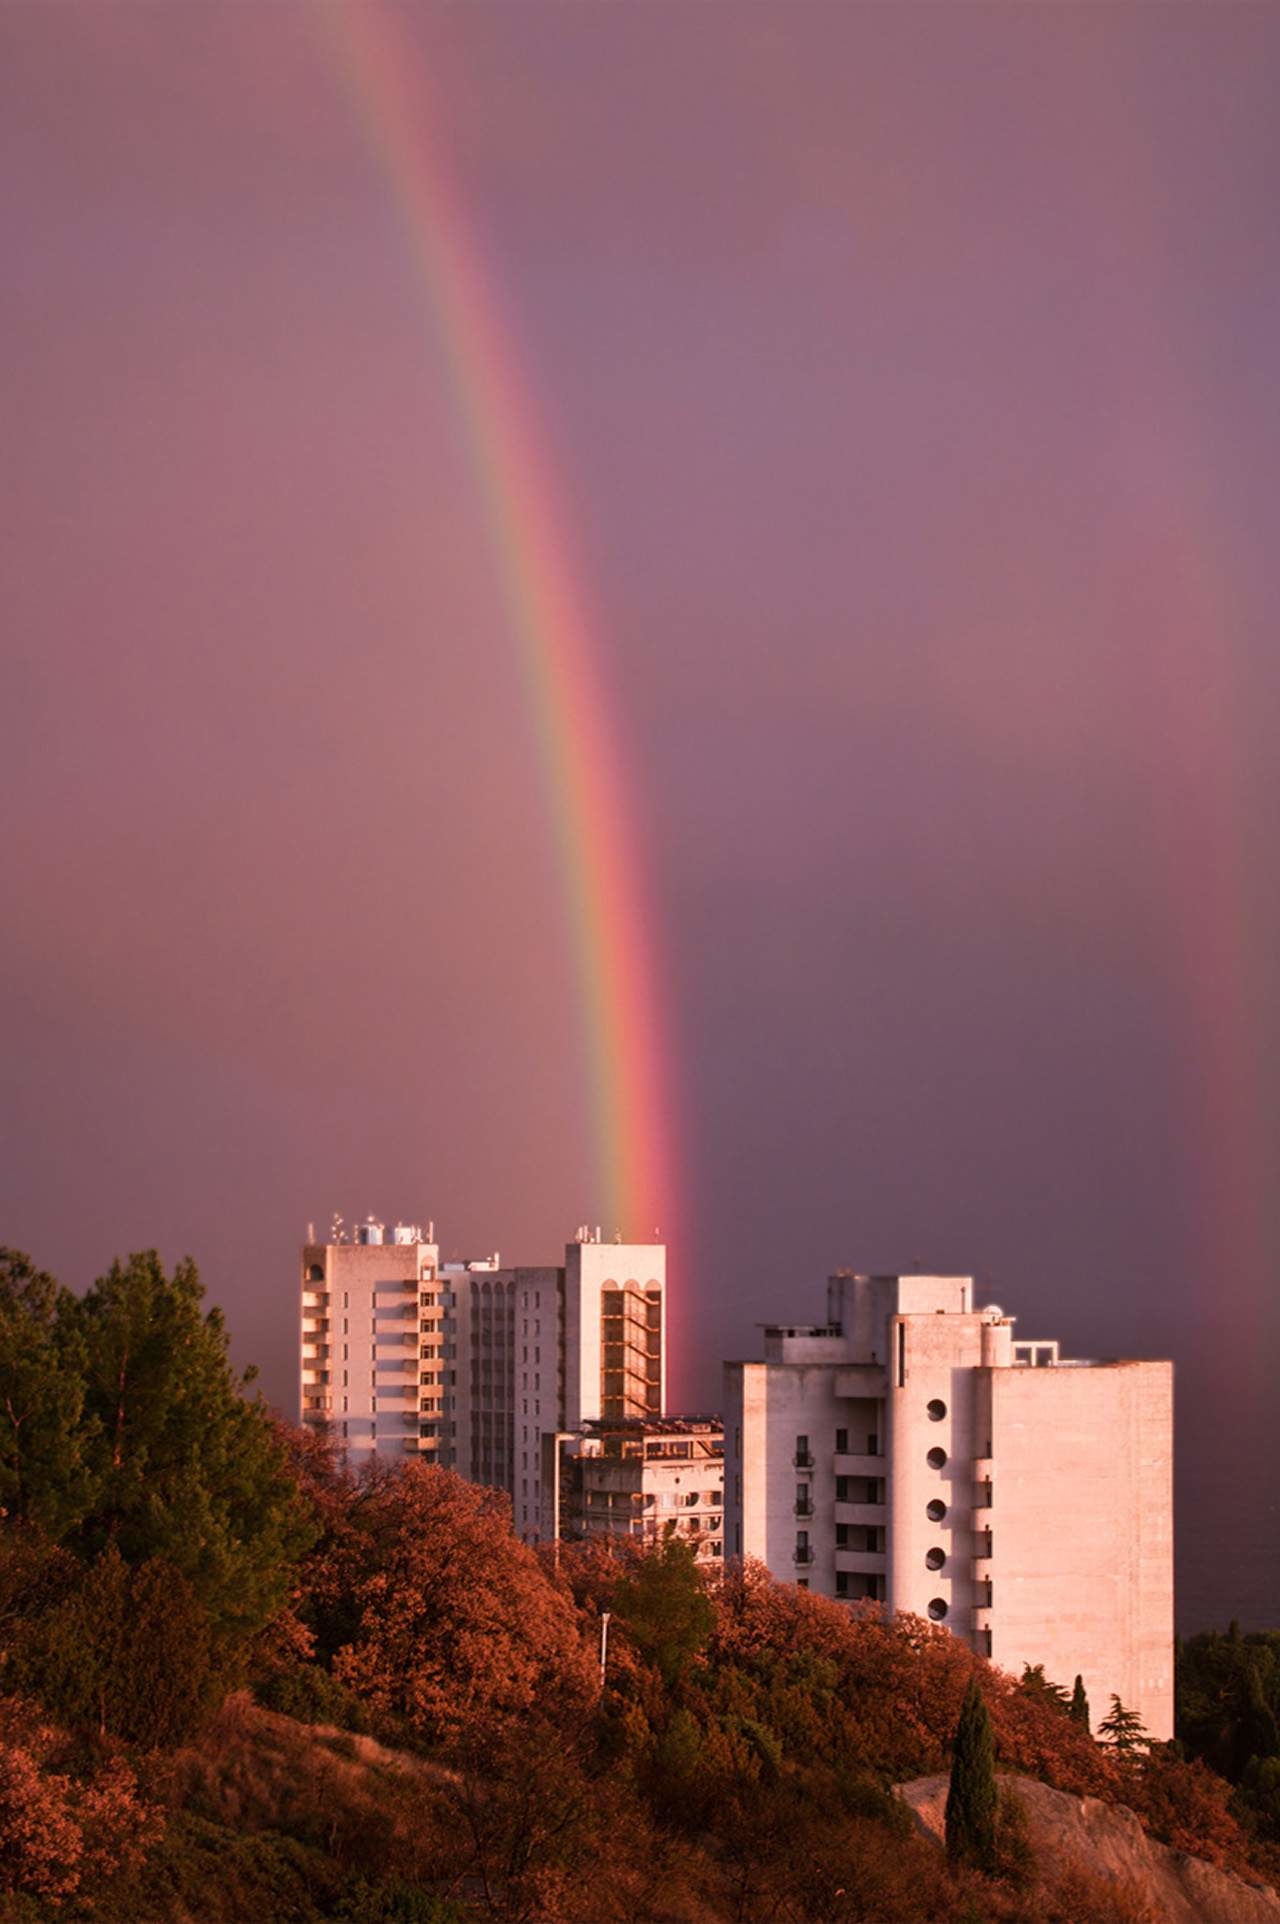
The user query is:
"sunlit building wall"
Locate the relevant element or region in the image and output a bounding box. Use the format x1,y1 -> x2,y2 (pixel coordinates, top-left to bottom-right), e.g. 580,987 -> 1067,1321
724,1271 -> 1173,1740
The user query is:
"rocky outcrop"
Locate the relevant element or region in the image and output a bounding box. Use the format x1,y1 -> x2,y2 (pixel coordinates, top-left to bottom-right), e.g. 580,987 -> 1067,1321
897,1773 -> 1280,1924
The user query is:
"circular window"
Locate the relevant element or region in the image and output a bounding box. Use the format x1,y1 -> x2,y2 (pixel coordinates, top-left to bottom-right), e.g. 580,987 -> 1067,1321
927,1598 -> 948,1622
926,1447 -> 947,1470
926,1547 -> 947,1571
927,1399 -> 947,1422
926,1498 -> 947,1523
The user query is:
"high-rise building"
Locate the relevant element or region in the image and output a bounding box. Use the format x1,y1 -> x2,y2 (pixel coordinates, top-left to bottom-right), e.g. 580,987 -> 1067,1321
724,1271 -> 1173,1739
299,1220 -> 666,1541
300,1218 -> 447,1466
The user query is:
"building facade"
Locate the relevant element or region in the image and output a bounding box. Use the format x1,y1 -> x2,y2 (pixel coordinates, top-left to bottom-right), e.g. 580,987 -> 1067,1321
300,1220 -> 667,1543
555,1417 -> 724,1564
724,1271 -> 1174,1739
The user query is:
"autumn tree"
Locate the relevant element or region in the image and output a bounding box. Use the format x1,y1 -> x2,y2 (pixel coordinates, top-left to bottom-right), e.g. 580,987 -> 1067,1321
945,1677 -> 997,1872
324,1461 -> 593,1747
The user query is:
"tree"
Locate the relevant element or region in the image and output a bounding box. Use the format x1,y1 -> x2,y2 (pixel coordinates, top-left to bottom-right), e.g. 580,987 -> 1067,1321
10,1547 -> 219,1747
1099,1694 -> 1149,1753
1244,1660 -> 1280,1764
945,1677 -> 997,1872
69,1251 -> 312,1645
611,1535 -> 714,1687
324,1462 -> 593,1746
1019,1662 -> 1070,1713
0,1249 -> 93,1535
1070,1673 -> 1091,1730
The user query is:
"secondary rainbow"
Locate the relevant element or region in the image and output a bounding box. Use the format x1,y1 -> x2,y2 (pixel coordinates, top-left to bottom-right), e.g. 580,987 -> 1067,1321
320,2 -> 678,1244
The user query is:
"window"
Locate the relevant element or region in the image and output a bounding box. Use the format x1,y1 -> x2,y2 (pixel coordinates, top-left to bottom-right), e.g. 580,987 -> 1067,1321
926,1498 -> 947,1523
836,1477 -> 850,1503
926,1547 -> 946,1571
927,1399 -> 947,1422
927,1598 -> 948,1621
835,1428 -> 848,1454
927,1447 -> 947,1470
835,1572 -> 849,1599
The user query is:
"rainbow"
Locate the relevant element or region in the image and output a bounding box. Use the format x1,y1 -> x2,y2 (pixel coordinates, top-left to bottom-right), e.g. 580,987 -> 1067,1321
318,3 -> 678,1246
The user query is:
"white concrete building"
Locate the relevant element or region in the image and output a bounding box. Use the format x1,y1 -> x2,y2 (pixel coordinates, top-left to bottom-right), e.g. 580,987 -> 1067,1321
555,1417 -> 724,1564
724,1271 -> 1173,1740
300,1221 -> 666,1543
300,1218 -> 447,1466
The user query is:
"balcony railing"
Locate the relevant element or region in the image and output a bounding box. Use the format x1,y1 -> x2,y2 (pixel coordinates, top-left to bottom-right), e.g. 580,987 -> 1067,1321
794,1498 -> 814,1518
793,1545 -> 815,1565
793,1450 -> 815,1468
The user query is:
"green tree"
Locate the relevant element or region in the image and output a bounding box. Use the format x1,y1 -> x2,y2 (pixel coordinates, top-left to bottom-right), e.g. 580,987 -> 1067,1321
1099,1694 -> 1148,1753
0,1250 -> 93,1535
1070,1673 -> 1091,1730
945,1677 -> 997,1872
10,1546 -> 219,1747
612,1536 -> 714,1687
1019,1662 -> 1070,1712
69,1251 -> 312,1644
1244,1660 -> 1280,1764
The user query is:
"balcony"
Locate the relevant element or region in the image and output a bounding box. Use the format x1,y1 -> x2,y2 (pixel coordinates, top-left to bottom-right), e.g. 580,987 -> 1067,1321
833,1365 -> 888,1399
972,1604 -> 994,1633
973,1456 -> 994,1479
301,1291 -> 329,1311
793,1450 -> 815,1469
834,1501 -> 887,1528
833,1451 -> 884,1478
973,1479 -> 993,1510
835,1547 -> 886,1575
793,1546 -> 815,1566
302,1343 -> 331,1363
794,1498 -> 814,1518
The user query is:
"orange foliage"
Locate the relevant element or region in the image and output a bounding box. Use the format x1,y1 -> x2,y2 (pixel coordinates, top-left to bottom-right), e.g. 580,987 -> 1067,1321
323,1462 -> 595,1745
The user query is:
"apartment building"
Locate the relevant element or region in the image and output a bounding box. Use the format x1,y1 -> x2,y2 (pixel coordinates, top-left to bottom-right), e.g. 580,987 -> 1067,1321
300,1218 -> 448,1466
725,1271 -> 1173,1740
555,1417 -> 724,1564
299,1221 -> 666,1542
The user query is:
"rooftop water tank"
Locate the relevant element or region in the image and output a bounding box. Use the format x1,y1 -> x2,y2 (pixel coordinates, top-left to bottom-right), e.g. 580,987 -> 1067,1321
392,1224 -> 418,1246
357,1218 -> 385,1246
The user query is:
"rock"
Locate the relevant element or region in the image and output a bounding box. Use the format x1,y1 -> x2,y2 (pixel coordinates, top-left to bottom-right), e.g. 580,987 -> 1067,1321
896,1773 -> 1280,1924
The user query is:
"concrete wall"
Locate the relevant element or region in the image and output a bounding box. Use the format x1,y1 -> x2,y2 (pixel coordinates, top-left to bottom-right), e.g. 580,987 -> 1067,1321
988,1360 -> 1174,1739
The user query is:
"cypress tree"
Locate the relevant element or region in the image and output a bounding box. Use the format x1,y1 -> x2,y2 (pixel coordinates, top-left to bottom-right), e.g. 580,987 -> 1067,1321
1070,1674 -> 1091,1730
946,1677 -> 998,1872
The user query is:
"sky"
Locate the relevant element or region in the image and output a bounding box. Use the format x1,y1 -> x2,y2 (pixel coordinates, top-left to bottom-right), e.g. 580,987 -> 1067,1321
3,1 -> 1278,1631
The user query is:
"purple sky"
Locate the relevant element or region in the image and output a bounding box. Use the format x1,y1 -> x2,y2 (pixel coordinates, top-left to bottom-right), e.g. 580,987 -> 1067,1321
3,3 -> 1278,1629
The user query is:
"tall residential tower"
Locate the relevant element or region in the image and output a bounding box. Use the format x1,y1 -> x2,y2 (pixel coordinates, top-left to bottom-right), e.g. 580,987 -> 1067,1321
299,1220 -> 667,1541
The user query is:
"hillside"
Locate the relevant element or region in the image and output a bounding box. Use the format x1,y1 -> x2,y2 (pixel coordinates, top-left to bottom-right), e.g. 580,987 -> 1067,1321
2,1248 -> 1278,1923
901,1773 -> 1280,1924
